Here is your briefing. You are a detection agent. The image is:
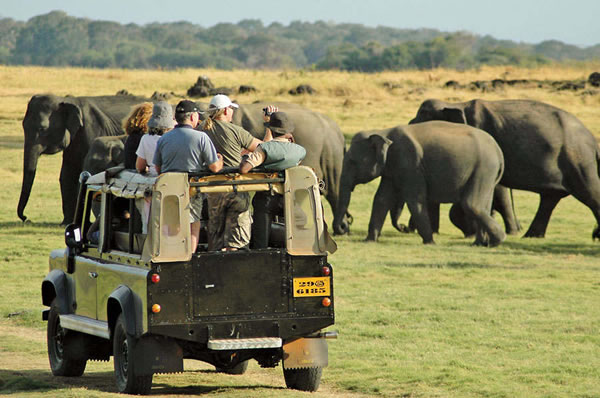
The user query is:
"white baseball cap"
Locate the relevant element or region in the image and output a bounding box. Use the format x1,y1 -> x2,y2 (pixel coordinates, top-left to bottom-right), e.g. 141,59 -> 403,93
208,94 -> 239,110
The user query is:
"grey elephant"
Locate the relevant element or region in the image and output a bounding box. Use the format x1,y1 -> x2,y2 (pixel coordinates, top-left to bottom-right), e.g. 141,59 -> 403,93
410,98 -> 600,238
83,135 -> 127,175
216,102 -> 347,223
333,125 -> 519,238
80,101 -> 348,225
18,94 -> 149,224
334,121 -> 506,246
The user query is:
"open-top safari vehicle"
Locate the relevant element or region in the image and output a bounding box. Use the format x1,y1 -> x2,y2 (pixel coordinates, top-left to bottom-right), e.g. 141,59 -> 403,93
41,166 -> 337,394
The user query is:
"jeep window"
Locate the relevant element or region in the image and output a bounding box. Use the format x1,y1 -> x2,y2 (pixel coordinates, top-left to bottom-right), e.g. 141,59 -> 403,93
162,195 -> 181,237
82,189 -> 100,247
106,196 -> 145,254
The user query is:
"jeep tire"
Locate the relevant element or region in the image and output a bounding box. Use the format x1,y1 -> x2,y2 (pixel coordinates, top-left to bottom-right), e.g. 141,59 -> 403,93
283,366 -> 322,392
47,299 -> 87,377
113,313 -> 152,395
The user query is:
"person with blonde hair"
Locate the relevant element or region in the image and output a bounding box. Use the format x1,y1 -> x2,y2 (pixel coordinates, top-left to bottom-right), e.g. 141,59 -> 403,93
202,94 -> 274,251
122,102 -> 152,170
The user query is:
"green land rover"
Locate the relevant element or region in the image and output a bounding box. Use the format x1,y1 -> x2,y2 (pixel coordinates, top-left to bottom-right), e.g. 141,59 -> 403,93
41,166 -> 337,394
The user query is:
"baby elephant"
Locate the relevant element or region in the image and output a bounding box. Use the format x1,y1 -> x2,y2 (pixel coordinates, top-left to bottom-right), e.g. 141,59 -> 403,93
365,121 -> 505,246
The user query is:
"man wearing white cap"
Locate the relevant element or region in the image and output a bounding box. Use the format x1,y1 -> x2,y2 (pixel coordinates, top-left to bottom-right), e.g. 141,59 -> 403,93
202,94 -> 275,251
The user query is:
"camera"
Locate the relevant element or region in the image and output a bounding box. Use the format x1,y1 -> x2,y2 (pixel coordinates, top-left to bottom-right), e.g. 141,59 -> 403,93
263,107 -> 273,117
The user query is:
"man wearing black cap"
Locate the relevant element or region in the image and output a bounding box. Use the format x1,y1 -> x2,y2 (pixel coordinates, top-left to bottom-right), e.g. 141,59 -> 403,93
153,99 -> 223,251
240,111 -> 306,248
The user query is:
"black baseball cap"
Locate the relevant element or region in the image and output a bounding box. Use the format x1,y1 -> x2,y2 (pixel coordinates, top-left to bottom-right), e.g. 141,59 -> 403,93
264,112 -> 295,135
175,100 -> 199,114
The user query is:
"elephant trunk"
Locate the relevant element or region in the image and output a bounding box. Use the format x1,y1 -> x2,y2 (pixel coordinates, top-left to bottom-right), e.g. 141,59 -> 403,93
333,171 -> 355,235
17,143 -> 43,222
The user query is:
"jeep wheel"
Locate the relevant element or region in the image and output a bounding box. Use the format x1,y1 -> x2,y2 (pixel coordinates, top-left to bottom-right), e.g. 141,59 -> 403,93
113,314 -> 152,395
283,366 -> 322,392
47,299 -> 87,376
216,360 -> 249,375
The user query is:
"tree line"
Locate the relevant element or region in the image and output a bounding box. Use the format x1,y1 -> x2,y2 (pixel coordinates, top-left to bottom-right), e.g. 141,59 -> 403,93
1,11 -> 599,71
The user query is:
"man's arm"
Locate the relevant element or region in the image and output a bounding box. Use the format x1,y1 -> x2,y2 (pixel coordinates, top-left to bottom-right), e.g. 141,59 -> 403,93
262,105 -> 277,143
208,154 -> 223,173
246,137 -> 262,152
239,160 -> 253,174
239,147 -> 265,174
153,143 -> 162,175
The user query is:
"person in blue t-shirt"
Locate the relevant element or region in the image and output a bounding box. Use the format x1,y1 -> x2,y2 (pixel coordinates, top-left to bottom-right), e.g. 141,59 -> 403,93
154,100 -> 223,251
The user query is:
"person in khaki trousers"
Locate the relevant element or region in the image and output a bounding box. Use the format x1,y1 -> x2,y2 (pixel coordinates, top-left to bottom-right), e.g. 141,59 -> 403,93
202,94 -> 275,251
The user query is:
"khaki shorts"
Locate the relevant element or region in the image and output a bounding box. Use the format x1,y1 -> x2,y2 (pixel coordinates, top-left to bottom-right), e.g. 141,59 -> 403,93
207,192 -> 251,250
189,193 -> 204,223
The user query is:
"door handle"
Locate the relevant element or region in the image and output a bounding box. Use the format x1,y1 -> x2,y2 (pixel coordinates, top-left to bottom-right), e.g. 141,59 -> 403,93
88,271 -> 98,279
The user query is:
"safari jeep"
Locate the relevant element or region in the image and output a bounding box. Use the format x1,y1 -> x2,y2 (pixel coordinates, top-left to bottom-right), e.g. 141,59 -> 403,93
41,166 -> 337,394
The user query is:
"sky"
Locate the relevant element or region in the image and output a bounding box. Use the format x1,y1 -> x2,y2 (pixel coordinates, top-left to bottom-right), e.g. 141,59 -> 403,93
2,0 -> 599,47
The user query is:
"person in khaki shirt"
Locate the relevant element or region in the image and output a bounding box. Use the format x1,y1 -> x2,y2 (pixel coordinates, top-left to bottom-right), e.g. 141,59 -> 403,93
240,112 -> 306,248
202,94 -> 275,251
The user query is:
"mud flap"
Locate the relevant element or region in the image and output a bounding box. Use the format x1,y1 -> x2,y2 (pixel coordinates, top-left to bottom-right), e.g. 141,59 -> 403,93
283,338 -> 328,369
132,336 -> 183,375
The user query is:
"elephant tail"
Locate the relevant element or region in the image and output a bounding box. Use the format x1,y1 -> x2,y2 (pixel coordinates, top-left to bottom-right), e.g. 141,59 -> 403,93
597,146 -> 600,178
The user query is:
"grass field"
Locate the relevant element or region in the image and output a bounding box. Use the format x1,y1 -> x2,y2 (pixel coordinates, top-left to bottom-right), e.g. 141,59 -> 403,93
1,64 -> 600,397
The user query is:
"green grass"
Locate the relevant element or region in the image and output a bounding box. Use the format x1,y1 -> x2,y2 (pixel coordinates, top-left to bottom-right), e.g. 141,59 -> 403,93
2,65 -> 600,397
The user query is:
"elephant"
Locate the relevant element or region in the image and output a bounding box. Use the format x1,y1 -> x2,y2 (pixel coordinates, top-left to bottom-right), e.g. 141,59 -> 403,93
79,101 -> 348,226
18,94 -> 149,224
83,135 -> 127,175
333,126 -> 519,237
204,102 -> 347,223
333,121 -> 506,246
410,98 -> 600,238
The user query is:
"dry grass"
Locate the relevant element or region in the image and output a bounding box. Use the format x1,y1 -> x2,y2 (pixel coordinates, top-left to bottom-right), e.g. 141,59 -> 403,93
2,63 -> 600,397
2,63 -> 600,139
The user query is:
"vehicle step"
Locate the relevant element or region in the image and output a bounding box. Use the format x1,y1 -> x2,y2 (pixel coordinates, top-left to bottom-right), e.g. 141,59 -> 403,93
207,337 -> 282,350
59,314 -> 110,339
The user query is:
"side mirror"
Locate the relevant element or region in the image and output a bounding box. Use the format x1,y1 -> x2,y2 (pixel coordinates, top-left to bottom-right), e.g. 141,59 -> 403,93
65,224 -> 82,274
65,223 -> 83,249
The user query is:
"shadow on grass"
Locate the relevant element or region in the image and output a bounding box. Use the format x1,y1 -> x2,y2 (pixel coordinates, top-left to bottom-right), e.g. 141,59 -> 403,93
500,239 -> 600,256
0,221 -> 63,233
0,368 -> 282,395
341,230 -> 600,257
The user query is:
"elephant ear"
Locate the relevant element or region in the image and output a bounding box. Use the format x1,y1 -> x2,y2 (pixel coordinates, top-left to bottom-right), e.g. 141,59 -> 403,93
59,102 -> 83,136
110,142 -> 125,166
368,134 -> 393,168
441,107 -> 467,124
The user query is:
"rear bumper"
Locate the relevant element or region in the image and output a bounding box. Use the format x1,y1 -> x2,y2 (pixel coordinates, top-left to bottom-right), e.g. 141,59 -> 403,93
148,315 -> 334,344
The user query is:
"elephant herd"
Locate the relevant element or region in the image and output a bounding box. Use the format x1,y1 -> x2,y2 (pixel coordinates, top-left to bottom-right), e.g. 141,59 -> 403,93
18,94 -> 600,247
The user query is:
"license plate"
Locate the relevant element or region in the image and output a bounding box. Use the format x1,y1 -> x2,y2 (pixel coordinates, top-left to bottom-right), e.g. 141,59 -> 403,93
293,277 -> 331,297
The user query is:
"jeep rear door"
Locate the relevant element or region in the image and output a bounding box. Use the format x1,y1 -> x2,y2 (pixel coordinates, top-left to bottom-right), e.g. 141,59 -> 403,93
192,250 -> 290,317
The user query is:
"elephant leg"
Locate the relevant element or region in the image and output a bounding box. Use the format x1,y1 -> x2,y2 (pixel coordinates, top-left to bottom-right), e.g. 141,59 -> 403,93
428,202 -> 440,233
59,157 -> 82,225
391,201 -> 411,233
561,169 -> 600,240
408,215 -> 418,232
324,155 -> 353,233
408,203 -> 438,233
366,177 -> 395,241
406,200 -> 434,244
462,193 -> 505,247
523,192 -> 565,238
493,185 -> 521,234
449,204 -> 476,237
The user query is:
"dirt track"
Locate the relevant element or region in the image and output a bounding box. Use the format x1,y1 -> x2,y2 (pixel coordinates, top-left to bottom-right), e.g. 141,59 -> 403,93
0,324 -> 365,398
